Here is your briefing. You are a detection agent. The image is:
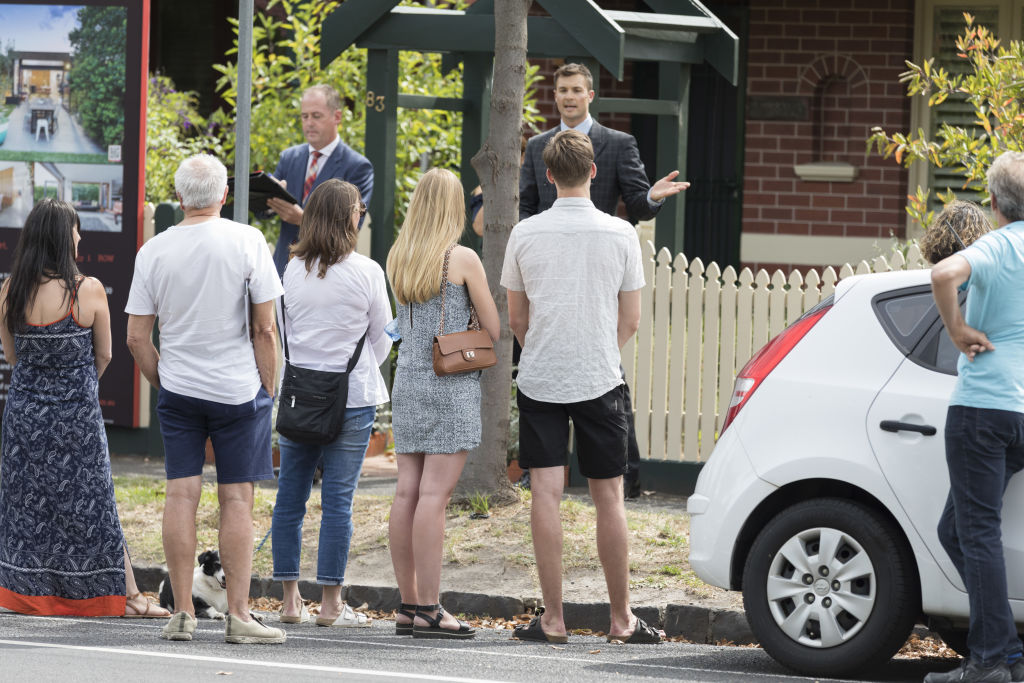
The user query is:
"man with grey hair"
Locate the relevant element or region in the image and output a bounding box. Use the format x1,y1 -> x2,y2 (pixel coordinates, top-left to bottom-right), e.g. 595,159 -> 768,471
927,150 -> 1024,683
126,154 -> 286,644
266,83 -> 374,276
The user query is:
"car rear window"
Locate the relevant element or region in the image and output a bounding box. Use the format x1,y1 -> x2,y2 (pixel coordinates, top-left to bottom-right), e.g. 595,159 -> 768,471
872,284 -> 965,375
872,286 -> 937,355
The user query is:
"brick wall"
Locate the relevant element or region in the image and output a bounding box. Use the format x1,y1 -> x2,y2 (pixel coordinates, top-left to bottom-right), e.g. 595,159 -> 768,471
741,0 -> 914,272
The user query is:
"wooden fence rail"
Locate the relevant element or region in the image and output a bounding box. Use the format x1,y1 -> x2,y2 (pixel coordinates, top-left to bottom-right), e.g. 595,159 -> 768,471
622,241 -> 929,463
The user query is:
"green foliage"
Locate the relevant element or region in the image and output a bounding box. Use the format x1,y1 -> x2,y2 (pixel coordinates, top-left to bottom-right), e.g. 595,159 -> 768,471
467,491 -> 491,516
208,0 -> 543,238
867,13 -> 1024,228
145,75 -> 225,204
0,41 -> 14,101
67,7 -> 126,148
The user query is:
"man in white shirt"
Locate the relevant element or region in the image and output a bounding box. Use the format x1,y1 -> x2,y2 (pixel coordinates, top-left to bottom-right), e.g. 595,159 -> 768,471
502,130 -> 660,645
520,63 -> 690,498
126,154 -> 286,644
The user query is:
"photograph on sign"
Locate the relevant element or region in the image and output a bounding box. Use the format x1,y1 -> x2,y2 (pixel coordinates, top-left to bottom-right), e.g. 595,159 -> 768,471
0,4 -> 125,160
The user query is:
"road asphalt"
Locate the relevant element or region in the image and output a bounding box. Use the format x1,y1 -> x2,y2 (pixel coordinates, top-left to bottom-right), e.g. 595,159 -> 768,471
0,612 -> 953,682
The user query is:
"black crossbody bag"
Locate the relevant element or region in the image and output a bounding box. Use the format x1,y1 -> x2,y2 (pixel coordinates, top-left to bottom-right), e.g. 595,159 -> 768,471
276,296 -> 367,445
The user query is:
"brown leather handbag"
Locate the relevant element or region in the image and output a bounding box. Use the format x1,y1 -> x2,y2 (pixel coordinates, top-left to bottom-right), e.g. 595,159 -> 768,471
432,245 -> 496,376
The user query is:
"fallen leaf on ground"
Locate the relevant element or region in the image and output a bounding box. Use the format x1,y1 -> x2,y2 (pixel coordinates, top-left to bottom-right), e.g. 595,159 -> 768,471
548,645 -> 565,650
589,649 -> 601,654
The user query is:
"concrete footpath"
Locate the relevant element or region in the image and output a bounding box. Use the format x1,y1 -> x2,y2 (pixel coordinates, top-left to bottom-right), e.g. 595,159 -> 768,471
112,453 -> 757,645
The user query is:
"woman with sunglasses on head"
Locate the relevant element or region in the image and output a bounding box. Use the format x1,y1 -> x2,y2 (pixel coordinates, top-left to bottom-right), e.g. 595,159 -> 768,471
921,200 -> 992,264
0,198 -> 169,618
271,179 -> 393,627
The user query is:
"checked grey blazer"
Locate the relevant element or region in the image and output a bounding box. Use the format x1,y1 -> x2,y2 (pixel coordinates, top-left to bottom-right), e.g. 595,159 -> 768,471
519,121 -> 660,224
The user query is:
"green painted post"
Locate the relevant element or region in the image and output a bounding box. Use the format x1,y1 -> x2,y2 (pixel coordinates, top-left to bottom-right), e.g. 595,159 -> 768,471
656,62 -> 690,256
460,54 -> 491,249
365,48 -> 400,271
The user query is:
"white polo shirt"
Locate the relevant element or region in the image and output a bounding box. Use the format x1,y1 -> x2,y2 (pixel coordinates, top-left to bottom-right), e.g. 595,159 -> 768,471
501,197 -> 644,403
125,217 -> 283,404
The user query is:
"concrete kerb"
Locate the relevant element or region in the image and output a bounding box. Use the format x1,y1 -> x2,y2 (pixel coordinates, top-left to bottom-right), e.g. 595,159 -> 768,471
133,565 -> 757,645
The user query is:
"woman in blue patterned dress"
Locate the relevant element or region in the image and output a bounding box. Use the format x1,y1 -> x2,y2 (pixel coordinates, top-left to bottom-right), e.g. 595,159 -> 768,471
0,198 -> 168,617
385,168 -> 499,639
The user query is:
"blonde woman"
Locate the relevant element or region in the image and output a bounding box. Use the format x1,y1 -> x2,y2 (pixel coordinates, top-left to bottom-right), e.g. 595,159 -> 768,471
386,168 -> 499,639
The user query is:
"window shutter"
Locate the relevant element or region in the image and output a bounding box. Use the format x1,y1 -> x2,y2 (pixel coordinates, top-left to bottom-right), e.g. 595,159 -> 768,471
927,7 -> 999,209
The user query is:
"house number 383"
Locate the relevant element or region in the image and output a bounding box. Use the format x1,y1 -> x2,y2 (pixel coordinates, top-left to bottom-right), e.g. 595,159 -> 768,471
366,91 -> 386,112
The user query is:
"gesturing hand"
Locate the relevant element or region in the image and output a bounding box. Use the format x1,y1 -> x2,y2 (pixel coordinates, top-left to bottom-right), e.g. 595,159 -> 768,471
650,170 -> 691,202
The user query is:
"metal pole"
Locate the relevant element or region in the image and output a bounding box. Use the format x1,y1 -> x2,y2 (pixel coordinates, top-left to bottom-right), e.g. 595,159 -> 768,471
234,0 -> 254,223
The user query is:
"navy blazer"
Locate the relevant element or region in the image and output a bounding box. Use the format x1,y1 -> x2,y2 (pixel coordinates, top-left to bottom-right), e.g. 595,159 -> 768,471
271,140 -> 374,276
519,121 -> 659,224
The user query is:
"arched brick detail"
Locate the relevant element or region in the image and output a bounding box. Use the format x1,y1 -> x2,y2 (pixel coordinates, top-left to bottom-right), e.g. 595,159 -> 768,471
797,54 -> 868,96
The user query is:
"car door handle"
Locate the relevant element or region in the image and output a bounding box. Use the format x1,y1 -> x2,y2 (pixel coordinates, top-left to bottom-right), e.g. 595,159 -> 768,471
879,420 -> 937,436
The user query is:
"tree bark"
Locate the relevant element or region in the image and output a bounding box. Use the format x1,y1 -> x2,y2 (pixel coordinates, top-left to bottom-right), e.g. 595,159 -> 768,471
456,0 -> 531,504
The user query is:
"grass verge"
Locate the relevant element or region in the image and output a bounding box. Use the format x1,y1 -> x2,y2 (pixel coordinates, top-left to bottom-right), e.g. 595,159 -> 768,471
116,475 -> 708,597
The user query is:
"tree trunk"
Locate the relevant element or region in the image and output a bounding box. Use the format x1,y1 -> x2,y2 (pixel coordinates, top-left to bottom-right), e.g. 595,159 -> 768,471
456,0 -> 531,504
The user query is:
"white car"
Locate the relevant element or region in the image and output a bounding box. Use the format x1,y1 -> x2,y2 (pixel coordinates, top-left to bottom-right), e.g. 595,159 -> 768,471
688,268 -> 1024,677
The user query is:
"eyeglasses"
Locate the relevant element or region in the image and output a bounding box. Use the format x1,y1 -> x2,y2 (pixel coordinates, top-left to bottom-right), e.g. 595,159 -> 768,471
944,219 -> 967,250
354,202 -> 367,217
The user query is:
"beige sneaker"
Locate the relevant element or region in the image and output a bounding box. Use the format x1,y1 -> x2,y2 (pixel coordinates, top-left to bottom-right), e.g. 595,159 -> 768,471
225,612 -> 286,644
161,611 -> 198,641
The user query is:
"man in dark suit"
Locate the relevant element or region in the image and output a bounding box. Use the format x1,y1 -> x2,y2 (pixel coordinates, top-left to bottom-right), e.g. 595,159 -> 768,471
266,84 -> 374,276
520,63 -> 689,498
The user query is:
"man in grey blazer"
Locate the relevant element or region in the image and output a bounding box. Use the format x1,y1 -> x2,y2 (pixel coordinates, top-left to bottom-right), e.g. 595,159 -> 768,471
519,63 -> 688,497
519,63 -> 688,222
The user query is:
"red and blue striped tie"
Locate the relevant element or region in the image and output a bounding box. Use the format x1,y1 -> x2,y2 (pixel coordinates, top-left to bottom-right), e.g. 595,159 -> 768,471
302,150 -> 323,202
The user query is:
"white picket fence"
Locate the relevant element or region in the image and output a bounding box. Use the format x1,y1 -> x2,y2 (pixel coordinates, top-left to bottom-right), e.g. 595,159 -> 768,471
622,241 -> 930,463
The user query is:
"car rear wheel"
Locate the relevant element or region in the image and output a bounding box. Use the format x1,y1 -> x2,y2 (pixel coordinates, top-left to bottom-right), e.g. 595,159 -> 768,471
742,498 -> 919,677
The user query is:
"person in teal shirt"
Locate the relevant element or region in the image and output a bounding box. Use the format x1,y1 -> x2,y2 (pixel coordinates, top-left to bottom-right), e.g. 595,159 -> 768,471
928,150 -> 1024,683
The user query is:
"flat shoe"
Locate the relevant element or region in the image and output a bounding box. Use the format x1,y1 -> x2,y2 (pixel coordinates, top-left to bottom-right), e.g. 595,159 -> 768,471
279,604 -> 310,624
123,592 -> 171,619
225,612 -> 286,644
395,602 -> 417,635
512,615 -> 568,644
316,603 -> 371,628
161,611 -> 197,641
607,616 -> 662,644
412,604 -> 475,640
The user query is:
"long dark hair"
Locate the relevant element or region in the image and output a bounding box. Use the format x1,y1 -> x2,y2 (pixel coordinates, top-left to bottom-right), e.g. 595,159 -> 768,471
290,179 -> 360,278
4,198 -> 81,333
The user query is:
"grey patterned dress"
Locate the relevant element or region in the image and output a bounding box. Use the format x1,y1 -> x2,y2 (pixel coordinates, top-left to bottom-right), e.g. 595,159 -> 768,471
391,281 -> 481,454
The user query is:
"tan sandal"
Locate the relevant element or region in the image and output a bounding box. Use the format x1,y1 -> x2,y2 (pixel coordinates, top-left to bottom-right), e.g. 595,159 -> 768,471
123,592 -> 171,618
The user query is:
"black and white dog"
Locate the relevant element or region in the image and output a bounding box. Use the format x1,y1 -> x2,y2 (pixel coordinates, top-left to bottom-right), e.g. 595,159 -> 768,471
158,549 -> 228,619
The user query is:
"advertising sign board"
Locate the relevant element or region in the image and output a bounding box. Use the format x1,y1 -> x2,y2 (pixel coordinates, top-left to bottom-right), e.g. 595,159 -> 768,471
0,0 -> 148,426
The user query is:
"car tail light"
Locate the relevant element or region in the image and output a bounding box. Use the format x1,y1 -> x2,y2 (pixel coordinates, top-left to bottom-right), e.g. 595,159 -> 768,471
720,302 -> 833,435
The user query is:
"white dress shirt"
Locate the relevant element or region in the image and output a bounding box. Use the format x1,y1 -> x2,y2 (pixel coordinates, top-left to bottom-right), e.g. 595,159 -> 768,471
281,252 -> 393,407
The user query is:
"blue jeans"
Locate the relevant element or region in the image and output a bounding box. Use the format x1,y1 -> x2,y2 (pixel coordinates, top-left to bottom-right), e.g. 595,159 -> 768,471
271,404 -> 375,585
938,405 -> 1024,667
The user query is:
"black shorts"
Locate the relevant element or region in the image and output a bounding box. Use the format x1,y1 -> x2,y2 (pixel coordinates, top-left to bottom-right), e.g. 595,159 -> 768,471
517,385 -> 629,480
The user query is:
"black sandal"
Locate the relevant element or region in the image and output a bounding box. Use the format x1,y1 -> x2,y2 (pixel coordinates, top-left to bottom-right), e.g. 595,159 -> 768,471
607,616 -> 663,644
412,604 -> 476,639
512,608 -> 568,644
395,603 -> 417,636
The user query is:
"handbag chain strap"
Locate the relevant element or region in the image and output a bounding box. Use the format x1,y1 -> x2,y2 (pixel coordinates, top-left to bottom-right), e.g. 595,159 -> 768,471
438,244 -> 481,337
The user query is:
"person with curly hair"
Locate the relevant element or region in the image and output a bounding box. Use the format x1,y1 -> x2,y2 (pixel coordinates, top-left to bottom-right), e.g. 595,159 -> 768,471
920,200 -> 992,264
